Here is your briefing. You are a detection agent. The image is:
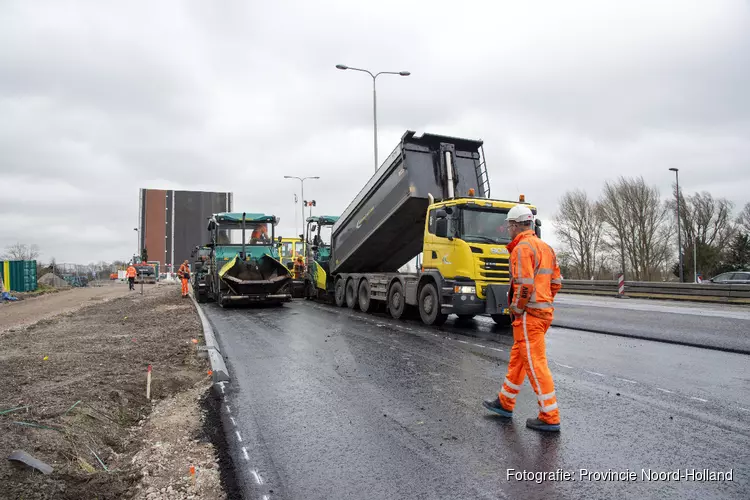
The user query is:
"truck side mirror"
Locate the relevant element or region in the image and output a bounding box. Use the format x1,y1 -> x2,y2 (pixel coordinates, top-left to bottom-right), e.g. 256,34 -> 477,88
535,218 -> 542,238
436,218 -> 449,238
207,220 -> 216,231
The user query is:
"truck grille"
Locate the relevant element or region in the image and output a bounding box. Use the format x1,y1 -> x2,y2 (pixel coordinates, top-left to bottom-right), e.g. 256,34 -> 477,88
478,257 -> 509,282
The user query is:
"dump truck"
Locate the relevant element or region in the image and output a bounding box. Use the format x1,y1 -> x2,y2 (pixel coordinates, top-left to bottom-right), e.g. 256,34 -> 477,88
311,130 -> 540,326
303,215 -> 340,300
199,212 -> 292,306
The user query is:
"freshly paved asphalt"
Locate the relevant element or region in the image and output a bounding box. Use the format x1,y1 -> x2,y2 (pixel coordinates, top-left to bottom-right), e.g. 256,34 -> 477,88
553,294 -> 750,353
203,297 -> 750,500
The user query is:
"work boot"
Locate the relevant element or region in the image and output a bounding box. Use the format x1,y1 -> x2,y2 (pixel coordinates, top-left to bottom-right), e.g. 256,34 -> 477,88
526,418 -> 560,432
482,398 -> 513,418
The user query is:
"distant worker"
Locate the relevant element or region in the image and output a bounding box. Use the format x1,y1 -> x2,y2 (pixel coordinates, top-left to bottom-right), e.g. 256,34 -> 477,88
483,204 -> 563,432
126,264 -> 137,291
178,260 -> 190,298
251,224 -> 268,241
293,255 -> 305,279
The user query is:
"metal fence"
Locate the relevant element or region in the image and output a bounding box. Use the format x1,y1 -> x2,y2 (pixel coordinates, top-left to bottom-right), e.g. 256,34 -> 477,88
560,279 -> 750,304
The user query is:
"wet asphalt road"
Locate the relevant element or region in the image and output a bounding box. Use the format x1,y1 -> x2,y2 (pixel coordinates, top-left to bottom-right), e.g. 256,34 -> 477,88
203,298 -> 750,500
553,295 -> 750,353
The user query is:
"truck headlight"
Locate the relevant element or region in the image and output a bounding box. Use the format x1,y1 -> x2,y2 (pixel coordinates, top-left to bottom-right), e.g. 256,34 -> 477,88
454,285 -> 476,294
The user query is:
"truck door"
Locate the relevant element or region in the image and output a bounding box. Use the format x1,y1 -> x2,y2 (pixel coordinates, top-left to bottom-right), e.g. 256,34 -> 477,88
422,208 -> 457,275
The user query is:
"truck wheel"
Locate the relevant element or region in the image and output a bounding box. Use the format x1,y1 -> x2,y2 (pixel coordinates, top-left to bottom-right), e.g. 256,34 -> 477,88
346,280 -> 359,310
491,314 -> 512,327
419,282 -> 448,326
358,279 -> 372,313
334,279 -> 346,307
388,282 -> 405,319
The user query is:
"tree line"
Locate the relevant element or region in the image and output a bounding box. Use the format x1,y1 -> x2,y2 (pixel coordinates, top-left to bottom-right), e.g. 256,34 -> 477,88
553,176 -> 750,281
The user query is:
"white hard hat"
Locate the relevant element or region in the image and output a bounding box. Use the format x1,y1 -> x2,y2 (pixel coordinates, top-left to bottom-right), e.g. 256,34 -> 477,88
507,204 -> 534,223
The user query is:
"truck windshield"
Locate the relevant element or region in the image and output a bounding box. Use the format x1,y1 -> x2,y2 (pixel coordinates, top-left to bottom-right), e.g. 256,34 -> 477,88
460,207 -> 512,244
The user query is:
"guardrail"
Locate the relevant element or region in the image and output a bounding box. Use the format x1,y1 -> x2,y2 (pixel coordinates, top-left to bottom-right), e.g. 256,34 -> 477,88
560,279 -> 750,304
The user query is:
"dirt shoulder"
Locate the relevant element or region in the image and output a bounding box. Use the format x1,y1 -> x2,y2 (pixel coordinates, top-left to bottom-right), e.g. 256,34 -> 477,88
0,282 -> 139,333
0,284 -> 230,499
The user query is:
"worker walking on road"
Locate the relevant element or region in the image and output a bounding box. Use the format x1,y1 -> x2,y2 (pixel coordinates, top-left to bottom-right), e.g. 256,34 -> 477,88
178,260 -> 190,298
483,204 -> 563,432
126,264 -> 137,291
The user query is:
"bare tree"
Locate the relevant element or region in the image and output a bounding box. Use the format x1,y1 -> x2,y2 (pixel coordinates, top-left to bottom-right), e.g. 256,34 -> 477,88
554,189 -> 603,279
2,242 -> 40,261
598,177 -> 671,281
669,190 -> 737,277
738,202 -> 750,234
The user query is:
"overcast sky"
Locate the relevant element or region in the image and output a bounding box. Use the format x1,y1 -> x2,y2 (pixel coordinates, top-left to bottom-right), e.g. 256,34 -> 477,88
1,0 -> 749,264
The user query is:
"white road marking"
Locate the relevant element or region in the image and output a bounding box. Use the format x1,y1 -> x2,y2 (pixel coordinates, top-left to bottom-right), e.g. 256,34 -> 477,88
263,496 -> 270,500
226,405 -> 231,413
554,362 -> 572,368
585,370 -> 605,377
457,340 -> 469,344
690,397 -> 708,403
656,388 -> 674,394
616,378 -> 638,384
235,431 -> 243,442
490,347 -> 503,352
739,408 -> 750,413
473,343 -> 486,348
241,447 -> 249,460
230,417 -> 237,426
251,469 -> 264,485
219,383 -> 225,394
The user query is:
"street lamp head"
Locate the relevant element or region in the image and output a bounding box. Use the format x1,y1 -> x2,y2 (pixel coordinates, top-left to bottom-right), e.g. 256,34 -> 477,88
311,176 -> 320,179
399,71 -> 411,76
133,228 -> 138,231
669,167 -> 679,172
283,175 -> 294,179
335,64 -> 348,70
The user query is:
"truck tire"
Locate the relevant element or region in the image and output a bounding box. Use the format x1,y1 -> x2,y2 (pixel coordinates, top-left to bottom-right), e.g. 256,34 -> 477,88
345,279 -> 359,310
419,282 -> 448,326
358,279 -> 372,313
491,314 -> 512,327
334,279 -> 346,307
387,281 -> 405,319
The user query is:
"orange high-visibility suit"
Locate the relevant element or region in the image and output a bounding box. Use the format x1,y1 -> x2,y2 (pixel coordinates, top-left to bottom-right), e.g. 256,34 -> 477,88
498,229 -> 563,425
126,265 -> 137,290
178,263 -> 190,297
251,224 -> 268,240
293,256 -> 305,279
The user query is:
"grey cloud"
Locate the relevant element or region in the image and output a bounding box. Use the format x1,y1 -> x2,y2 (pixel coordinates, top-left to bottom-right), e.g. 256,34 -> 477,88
1,0 -> 749,262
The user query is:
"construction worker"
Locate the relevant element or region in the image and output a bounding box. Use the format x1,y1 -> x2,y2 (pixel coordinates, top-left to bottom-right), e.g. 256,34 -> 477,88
126,264 -> 137,291
483,204 -> 563,432
293,255 -> 305,279
178,260 -> 190,298
250,223 -> 268,242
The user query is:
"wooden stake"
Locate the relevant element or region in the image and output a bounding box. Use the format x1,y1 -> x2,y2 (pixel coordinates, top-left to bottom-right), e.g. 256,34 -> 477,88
146,364 -> 152,400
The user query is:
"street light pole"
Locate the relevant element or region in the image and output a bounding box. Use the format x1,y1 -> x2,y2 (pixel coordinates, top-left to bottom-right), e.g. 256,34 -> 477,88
284,176 -> 320,242
669,168 -> 684,283
133,227 -> 139,262
336,64 -> 411,172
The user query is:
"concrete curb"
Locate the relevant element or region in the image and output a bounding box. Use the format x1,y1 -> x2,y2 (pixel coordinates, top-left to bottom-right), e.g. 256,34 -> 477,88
189,292 -> 230,384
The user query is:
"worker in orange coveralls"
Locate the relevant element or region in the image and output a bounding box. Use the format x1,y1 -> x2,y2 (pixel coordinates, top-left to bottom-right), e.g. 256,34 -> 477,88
251,224 -> 268,241
483,204 -> 563,432
126,264 -> 137,291
293,255 -> 305,279
178,260 -> 191,298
